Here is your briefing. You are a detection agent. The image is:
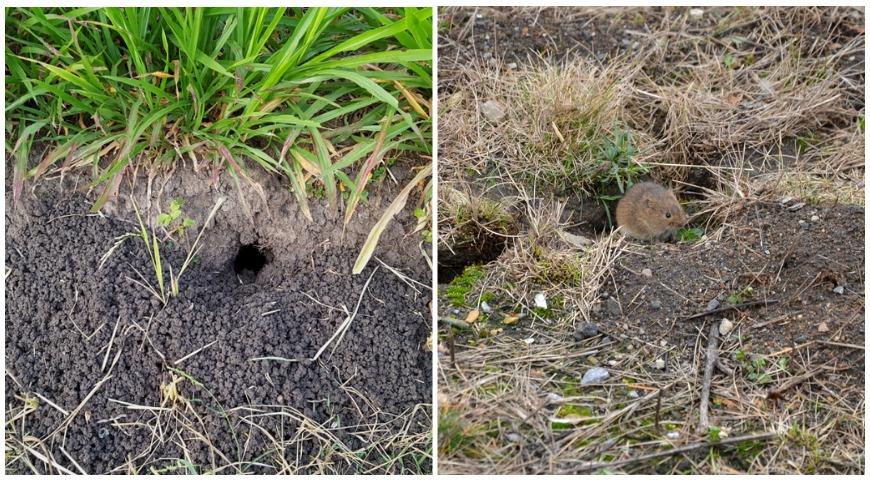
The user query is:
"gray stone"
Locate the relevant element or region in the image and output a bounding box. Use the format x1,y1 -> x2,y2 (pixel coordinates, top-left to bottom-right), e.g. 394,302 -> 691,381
581,367 -> 610,385
833,285 -> 845,295
574,322 -> 599,341
650,299 -> 662,310
706,298 -> 721,311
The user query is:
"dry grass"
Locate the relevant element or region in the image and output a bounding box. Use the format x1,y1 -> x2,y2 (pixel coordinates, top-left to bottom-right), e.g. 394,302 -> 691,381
437,6 -> 864,475
5,371 -> 431,475
5,318 -> 430,475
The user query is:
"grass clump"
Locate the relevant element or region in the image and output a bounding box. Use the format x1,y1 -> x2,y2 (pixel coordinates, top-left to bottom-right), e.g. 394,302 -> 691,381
5,7 -> 432,220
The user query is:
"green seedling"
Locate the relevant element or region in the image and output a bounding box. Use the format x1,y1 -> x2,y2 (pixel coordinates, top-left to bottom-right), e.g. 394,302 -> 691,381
157,199 -> 196,239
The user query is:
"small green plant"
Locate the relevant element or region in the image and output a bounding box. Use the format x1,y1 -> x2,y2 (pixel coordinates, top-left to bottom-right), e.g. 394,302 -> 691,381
727,286 -> 753,304
157,199 -> 196,239
595,127 -> 647,195
747,358 -> 772,384
707,425 -> 722,442
677,227 -> 704,242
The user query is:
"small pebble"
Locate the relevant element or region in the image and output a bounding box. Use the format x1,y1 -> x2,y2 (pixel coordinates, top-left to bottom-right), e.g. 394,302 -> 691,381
607,359 -> 618,366
641,268 -> 653,278
811,215 -> 820,222
833,285 -> 845,295
719,318 -> 734,335
650,299 -> 662,310
666,431 -> 680,440
787,202 -> 806,211
574,322 -> 599,341
654,358 -> 666,370
660,340 -> 667,347
507,62 -> 517,70
818,322 -> 829,333
706,298 -> 721,311
627,390 -> 640,399
534,293 -> 548,310
505,432 -> 523,443
581,367 -> 610,385
481,301 -> 492,313
98,427 -> 109,439
452,308 -> 461,315
689,8 -> 704,17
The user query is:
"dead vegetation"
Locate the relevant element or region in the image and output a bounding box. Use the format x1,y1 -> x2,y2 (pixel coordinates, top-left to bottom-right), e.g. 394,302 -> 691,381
437,6 -> 864,475
5,363 -> 431,474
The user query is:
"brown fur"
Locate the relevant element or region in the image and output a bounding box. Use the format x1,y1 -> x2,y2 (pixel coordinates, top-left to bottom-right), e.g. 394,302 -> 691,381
615,182 -> 688,240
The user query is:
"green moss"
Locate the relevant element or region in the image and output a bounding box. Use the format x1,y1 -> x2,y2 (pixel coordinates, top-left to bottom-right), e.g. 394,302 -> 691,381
552,404 -> 595,430
444,265 -> 486,307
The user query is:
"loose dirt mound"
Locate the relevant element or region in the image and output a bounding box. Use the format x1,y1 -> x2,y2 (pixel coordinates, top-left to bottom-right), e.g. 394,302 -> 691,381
5,175 -> 431,474
594,202 -> 864,369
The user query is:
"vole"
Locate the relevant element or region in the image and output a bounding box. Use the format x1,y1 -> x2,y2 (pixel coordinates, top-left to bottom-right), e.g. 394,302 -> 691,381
615,182 -> 688,241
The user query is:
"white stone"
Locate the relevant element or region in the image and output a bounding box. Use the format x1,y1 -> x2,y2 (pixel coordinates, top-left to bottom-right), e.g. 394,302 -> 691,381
534,293 -> 548,310
719,318 -> 734,336
654,358 -> 666,370
689,9 -> 704,17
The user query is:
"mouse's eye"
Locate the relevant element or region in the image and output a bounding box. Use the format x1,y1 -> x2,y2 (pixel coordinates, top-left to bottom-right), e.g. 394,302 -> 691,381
665,211 -> 672,219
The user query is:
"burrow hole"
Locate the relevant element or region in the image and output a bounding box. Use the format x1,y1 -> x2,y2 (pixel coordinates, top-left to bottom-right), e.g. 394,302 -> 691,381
233,242 -> 272,279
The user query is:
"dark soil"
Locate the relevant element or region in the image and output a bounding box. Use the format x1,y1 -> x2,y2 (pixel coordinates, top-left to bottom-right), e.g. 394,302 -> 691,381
593,201 -> 864,388
5,168 -> 431,474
